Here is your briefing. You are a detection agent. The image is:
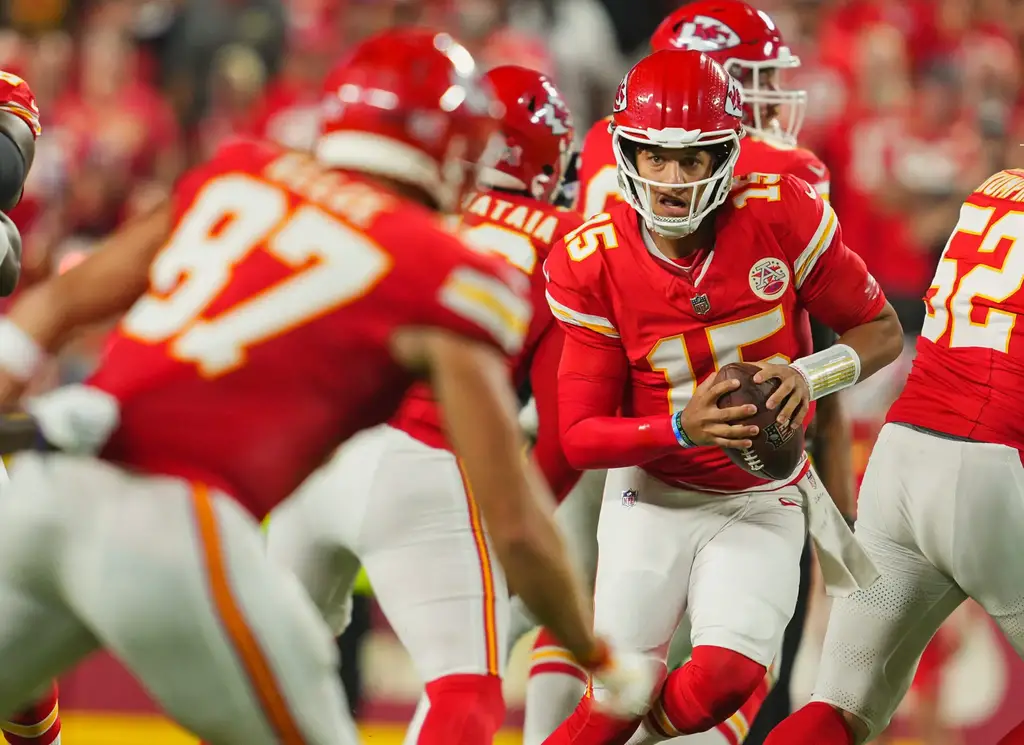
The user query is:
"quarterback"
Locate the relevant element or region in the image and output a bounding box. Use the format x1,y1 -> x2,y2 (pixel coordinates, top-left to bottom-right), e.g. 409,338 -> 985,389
523,3 -> 852,743
541,49 -> 902,745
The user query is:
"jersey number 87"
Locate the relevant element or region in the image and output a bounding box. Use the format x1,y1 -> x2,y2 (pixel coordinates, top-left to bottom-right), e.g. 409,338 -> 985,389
122,175 -> 392,377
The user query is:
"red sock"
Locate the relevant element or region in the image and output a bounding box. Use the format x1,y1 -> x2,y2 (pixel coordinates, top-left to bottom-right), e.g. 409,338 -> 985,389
999,719 -> 1024,745
764,702 -> 853,745
540,694 -> 640,745
657,646 -> 765,734
416,673 -> 505,745
2,683 -> 60,745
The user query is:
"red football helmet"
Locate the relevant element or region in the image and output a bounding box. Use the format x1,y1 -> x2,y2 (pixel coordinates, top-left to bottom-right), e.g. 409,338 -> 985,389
317,28 -> 504,212
481,65 -> 574,204
652,0 -> 807,145
612,49 -> 743,237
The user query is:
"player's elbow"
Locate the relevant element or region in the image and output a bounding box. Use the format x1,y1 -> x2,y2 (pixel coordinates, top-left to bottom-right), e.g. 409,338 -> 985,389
560,424 -> 597,470
872,303 -> 905,367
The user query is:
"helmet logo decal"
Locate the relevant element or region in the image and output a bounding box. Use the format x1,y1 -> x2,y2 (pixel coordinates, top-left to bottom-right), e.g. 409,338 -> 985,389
613,74 -> 628,113
725,76 -> 744,118
536,100 -> 571,136
672,16 -> 741,50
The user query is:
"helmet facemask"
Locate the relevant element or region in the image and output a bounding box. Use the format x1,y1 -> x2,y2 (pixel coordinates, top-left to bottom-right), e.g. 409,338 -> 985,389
612,128 -> 741,238
727,48 -> 807,145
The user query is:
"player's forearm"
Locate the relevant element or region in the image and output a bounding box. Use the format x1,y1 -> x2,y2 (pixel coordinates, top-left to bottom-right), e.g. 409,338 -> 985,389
561,414 -> 679,469
811,395 -> 855,516
491,495 -> 599,663
427,332 -> 601,663
835,302 -> 903,382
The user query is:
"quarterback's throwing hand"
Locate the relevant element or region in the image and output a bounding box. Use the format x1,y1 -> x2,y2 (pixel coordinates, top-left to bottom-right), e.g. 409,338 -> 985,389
753,363 -> 810,430
678,373 -> 758,449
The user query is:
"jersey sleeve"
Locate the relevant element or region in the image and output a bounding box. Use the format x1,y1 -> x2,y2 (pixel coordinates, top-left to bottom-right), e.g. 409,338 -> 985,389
0,71 -> 40,139
790,151 -> 830,201
527,323 -> 581,501
436,246 -> 534,357
543,231 -> 621,348
775,174 -> 887,335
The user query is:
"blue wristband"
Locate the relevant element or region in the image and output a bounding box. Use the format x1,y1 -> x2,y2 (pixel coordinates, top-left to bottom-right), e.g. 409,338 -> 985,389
671,412 -> 696,449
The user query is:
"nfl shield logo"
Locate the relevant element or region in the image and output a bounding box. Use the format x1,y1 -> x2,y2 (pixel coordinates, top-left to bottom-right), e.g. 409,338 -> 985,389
621,489 -> 637,508
690,294 -> 711,315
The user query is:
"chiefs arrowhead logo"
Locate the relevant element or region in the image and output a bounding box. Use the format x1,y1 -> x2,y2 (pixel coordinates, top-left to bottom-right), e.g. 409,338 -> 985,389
671,16 -> 741,50
725,76 -> 744,118
613,74 -> 628,113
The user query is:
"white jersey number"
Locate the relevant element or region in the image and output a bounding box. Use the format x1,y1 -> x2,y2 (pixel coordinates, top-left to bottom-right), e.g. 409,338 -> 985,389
459,222 -> 538,275
921,203 -> 1024,354
122,175 -> 391,377
648,307 -> 789,414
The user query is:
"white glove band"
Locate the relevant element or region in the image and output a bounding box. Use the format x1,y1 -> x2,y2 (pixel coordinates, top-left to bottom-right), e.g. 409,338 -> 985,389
0,318 -> 45,382
790,343 -> 861,401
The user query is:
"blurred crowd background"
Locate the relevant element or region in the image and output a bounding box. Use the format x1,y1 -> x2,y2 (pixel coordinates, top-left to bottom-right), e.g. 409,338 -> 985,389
3,0 -> 1024,743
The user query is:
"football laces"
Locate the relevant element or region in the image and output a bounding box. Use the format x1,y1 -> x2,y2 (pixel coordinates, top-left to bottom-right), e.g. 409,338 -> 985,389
740,447 -> 764,471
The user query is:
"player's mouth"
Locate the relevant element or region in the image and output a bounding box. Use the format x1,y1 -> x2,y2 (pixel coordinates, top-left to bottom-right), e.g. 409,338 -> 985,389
655,192 -> 690,216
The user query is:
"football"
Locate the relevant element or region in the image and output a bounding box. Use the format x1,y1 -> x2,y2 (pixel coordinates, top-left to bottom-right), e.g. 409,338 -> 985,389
714,362 -> 804,481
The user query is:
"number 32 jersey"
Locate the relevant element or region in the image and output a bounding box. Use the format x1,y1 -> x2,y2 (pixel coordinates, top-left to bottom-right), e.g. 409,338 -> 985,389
888,169 -> 1024,452
89,139 -> 532,519
545,173 -> 886,493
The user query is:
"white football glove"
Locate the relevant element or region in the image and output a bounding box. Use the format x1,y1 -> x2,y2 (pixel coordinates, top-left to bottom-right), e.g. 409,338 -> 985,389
518,396 -> 539,442
25,384 -> 121,455
588,643 -> 657,719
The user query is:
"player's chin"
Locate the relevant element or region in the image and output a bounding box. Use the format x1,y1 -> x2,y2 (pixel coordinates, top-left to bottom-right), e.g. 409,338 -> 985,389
652,192 -> 691,218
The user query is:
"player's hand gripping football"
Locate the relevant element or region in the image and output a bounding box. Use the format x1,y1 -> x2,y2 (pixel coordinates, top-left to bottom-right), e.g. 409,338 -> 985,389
752,363 -> 811,430
583,639 -> 656,718
678,372 -> 759,449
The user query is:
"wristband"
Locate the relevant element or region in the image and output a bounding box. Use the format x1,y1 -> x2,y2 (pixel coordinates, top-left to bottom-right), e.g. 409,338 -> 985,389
789,344 -> 861,401
671,411 -> 697,449
0,318 -> 45,382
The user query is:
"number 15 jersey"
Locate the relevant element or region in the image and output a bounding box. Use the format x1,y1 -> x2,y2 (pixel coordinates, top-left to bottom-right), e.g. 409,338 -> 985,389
545,173 -> 886,493
888,169 -> 1024,452
89,140 -> 532,519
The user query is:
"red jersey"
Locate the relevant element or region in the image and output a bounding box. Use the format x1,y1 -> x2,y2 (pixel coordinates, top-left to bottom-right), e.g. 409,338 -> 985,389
391,191 -> 584,499
887,169 -> 1024,452
735,135 -> 830,201
576,117 -> 619,219
546,173 -> 886,493
0,70 -> 41,139
576,120 -> 830,219
88,140 -> 532,519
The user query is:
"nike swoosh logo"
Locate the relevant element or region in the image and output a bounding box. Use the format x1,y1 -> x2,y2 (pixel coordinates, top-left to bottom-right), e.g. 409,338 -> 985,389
779,498 -> 800,507
805,184 -> 817,200
806,164 -> 827,178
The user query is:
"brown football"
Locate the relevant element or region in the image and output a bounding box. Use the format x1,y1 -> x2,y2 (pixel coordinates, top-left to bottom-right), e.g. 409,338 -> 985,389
714,362 -> 804,481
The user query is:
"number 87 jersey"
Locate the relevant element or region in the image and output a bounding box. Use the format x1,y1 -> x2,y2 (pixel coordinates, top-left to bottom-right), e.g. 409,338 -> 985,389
888,169 -> 1024,450
89,140 -> 533,520
545,173 -> 886,493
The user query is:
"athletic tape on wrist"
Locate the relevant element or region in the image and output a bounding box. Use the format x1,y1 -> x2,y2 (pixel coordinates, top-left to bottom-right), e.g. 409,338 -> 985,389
790,343 -> 861,401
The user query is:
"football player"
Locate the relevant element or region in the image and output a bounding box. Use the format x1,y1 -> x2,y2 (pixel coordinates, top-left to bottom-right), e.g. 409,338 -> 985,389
540,49 -> 902,745
0,70 -> 61,745
0,31 -> 645,744
0,69 -> 39,296
764,169 -> 1024,745
523,4 -> 853,741
265,64 -> 589,745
